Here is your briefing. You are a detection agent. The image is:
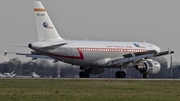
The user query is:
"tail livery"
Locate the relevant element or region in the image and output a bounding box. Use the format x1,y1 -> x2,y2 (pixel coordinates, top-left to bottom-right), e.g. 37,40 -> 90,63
33,1 -> 64,41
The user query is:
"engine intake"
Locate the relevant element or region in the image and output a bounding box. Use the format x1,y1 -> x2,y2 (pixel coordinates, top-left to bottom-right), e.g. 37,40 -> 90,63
135,59 -> 161,74
135,63 -> 147,73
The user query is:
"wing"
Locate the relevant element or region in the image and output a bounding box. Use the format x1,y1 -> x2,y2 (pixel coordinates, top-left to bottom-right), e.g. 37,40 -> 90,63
107,50 -> 174,67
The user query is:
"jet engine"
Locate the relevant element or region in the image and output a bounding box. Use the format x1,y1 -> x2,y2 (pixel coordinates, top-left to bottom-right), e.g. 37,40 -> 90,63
135,59 -> 161,74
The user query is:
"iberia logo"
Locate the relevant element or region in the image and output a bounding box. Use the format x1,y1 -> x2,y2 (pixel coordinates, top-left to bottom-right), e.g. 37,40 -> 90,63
43,21 -> 53,29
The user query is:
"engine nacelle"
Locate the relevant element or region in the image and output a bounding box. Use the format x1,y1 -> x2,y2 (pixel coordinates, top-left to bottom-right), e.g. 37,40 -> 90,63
89,68 -> 105,75
135,59 -> 161,74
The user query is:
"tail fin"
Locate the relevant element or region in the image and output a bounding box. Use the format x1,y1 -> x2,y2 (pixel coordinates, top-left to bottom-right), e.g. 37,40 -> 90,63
33,1 -> 64,41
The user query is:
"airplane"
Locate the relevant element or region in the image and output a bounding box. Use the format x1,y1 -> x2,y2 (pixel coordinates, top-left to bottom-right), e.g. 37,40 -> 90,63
0,73 -> 6,78
3,71 -> 16,78
4,1 -> 174,78
31,72 -> 40,78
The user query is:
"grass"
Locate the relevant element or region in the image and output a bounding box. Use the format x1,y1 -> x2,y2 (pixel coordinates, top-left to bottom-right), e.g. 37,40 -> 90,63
0,79 -> 179,101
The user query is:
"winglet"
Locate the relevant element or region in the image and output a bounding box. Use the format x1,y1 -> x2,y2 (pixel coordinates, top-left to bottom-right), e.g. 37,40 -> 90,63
3,49 -> 8,56
167,47 -> 175,54
170,51 -> 174,54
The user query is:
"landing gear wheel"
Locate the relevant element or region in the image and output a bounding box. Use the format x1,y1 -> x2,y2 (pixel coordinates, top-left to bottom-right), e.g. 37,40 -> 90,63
79,71 -> 84,78
79,66 -> 90,78
80,66 -> 84,70
84,72 -> 89,78
143,74 -> 148,78
115,71 -> 126,78
115,71 -> 121,78
79,71 -> 90,78
120,71 -> 126,78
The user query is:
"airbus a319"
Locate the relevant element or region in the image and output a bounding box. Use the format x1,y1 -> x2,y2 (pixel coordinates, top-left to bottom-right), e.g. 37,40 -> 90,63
5,1 -> 174,78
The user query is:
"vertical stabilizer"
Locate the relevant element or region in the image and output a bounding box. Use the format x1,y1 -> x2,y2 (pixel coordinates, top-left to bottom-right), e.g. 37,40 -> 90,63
33,1 -> 64,41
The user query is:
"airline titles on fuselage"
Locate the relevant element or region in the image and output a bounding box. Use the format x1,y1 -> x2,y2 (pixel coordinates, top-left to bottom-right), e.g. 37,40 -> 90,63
107,45 -> 145,48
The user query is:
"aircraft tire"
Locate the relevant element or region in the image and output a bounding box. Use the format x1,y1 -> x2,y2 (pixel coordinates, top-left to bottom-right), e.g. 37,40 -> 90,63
115,71 -> 121,78
84,72 -> 89,78
80,66 -> 84,70
143,74 -> 148,78
79,71 -> 84,78
115,71 -> 126,78
120,71 -> 126,78
79,71 -> 89,78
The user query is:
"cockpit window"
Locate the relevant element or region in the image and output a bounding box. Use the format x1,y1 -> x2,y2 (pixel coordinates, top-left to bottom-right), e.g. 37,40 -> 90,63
147,61 -> 153,67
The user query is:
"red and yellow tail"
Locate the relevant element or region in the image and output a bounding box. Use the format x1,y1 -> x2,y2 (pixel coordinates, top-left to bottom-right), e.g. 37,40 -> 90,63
33,1 -> 64,41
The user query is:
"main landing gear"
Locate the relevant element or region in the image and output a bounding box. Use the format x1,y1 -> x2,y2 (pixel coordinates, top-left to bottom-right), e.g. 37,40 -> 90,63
115,71 -> 126,78
143,74 -> 148,78
79,66 -> 90,78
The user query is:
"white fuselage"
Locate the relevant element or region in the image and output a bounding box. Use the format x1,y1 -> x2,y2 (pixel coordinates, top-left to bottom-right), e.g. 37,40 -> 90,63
30,40 -> 161,67
5,1 -> 172,78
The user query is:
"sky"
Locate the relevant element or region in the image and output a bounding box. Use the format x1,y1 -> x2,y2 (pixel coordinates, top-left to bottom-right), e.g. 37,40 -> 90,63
0,0 -> 179,63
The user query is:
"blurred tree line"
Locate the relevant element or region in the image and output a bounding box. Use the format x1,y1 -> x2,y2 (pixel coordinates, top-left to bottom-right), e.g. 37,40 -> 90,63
0,58 -> 180,78
0,58 -> 80,78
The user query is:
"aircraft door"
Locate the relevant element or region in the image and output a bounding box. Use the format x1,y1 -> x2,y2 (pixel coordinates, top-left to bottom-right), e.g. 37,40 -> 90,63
68,43 -> 74,56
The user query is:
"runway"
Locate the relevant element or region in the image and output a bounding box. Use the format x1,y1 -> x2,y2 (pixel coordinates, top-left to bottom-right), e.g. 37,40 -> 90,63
53,78 -> 180,81
1,78 -> 180,81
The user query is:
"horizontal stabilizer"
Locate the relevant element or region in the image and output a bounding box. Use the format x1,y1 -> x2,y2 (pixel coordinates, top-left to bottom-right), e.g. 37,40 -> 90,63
5,44 -> 28,48
3,49 -> 53,60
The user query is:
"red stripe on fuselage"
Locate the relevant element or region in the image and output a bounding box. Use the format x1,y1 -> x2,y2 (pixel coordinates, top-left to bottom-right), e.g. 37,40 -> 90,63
33,47 -> 148,60
34,48 -> 84,60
